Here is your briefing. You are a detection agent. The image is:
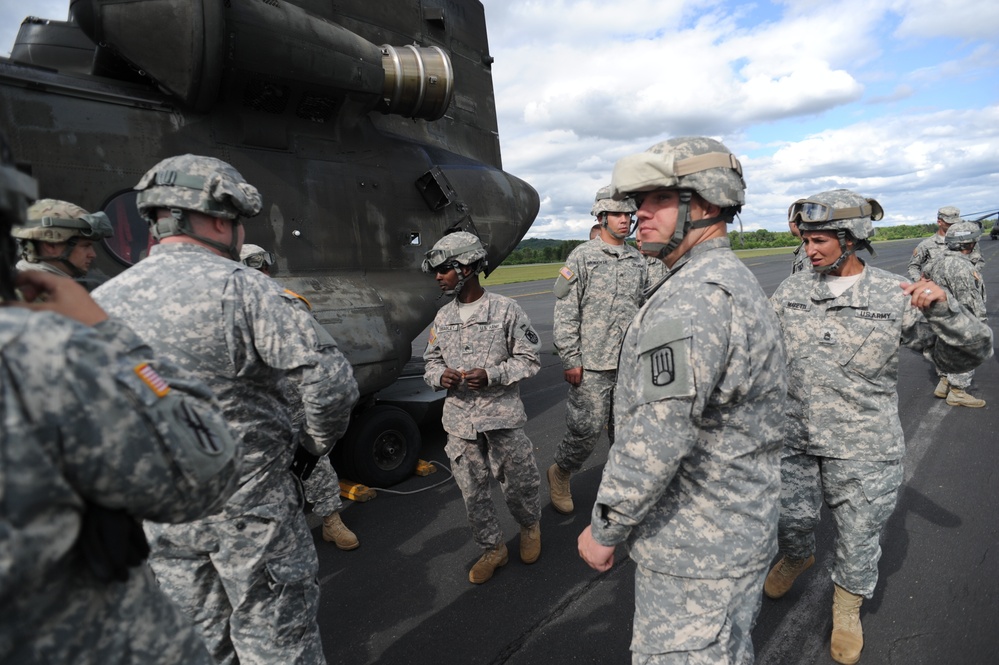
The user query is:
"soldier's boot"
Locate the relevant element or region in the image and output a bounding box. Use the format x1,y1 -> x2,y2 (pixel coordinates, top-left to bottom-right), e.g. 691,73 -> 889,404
547,463 -> 574,514
520,522 -> 541,564
469,543 -> 509,584
946,388 -> 986,408
830,584 -> 864,664
933,376 -> 950,398
322,512 -> 359,550
763,554 -> 815,599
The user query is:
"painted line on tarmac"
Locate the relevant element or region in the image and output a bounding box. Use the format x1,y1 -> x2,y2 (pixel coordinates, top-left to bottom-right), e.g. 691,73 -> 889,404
511,290 -> 553,298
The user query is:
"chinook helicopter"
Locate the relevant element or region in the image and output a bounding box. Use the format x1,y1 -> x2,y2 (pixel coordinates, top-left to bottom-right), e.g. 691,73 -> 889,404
0,0 -> 540,486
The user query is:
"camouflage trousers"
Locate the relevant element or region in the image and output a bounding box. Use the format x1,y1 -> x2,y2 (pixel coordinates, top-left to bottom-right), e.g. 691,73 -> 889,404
776,449 -> 903,598
631,565 -> 767,665
942,369 -> 974,390
927,348 -> 975,389
445,429 -> 542,550
555,369 -> 616,473
144,479 -> 326,665
303,454 -> 343,517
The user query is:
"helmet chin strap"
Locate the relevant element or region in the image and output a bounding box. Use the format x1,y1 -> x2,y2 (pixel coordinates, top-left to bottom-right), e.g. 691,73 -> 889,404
814,231 -> 855,274
44,236 -> 86,278
601,213 -> 629,240
437,260 -> 484,301
154,209 -> 242,261
640,190 -> 729,260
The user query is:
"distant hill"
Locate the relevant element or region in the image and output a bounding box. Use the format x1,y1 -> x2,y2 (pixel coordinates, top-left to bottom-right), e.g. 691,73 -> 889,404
515,238 -> 569,250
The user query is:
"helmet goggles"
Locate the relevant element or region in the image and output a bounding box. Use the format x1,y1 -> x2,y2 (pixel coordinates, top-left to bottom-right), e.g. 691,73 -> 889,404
242,250 -> 275,269
420,242 -> 481,273
788,199 -> 884,224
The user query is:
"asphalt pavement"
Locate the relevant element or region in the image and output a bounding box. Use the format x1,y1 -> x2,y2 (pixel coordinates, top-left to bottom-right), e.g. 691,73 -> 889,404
314,237 -> 999,665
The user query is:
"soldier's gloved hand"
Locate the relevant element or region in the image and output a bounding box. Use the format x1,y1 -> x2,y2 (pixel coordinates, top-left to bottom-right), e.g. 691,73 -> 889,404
77,501 -> 150,583
290,444 -> 322,481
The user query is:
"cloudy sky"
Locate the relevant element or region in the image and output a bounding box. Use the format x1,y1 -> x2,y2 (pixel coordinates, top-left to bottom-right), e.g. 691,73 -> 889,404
3,1 -> 998,239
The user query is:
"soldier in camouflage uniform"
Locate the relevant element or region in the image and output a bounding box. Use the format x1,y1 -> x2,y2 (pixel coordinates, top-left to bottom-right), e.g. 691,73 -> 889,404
767,190 -> 993,664
0,138 -> 241,665
578,137 -> 787,665
921,222 -> 989,407
907,205 -> 984,281
548,185 -> 646,514
11,198 -> 115,290
240,243 -> 359,549
422,232 -> 543,584
93,155 -> 359,665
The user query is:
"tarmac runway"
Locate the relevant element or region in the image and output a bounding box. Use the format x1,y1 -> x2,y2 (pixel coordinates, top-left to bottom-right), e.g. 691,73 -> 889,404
314,236 -> 999,665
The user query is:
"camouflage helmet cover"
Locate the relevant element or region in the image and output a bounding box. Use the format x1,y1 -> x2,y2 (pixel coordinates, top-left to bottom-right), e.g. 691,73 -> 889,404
134,154 -> 262,223
13,198 -> 113,243
590,184 -> 637,216
937,206 -> 961,225
421,231 -> 488,272
239,243 -> 267,262
944,221 -> 981,249
789,189 -> 883,241
609,136 -> 746,209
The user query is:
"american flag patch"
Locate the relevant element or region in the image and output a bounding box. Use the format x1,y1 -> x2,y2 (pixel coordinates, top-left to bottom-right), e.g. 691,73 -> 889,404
559,266 -> 574,281
135,363 -> 171,397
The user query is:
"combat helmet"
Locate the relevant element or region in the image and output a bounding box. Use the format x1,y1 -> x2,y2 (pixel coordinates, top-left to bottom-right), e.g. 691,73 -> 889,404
134,154 -> 262,260
590,184 -> 637,240
945,221 -> 981,251
12,199 -> 113,275
788,189 -> 883,273
239,243 -> 276,271
610,136 -> 745,258
937,206 -> 961,226
421,231 -> 488,298
0,132 -> 38,300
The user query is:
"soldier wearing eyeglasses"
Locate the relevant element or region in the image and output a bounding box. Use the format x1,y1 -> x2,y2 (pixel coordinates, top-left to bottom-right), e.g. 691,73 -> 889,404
766,190 -> 993,664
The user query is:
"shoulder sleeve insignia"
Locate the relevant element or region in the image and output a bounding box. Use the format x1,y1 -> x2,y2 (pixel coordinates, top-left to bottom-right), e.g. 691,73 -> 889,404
559,266 -> 574,281
524,327 -> 539,345
636,318 -> 694,403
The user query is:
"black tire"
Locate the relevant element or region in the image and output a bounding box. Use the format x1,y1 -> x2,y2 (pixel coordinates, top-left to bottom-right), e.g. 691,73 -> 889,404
334,405 -> 421,487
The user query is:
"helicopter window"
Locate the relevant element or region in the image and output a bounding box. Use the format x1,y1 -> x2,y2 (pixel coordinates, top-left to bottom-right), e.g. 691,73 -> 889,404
243,80 -> 290,115
410,232 -> 422,246
101,190 -> 153,267
297,92 -> 340,123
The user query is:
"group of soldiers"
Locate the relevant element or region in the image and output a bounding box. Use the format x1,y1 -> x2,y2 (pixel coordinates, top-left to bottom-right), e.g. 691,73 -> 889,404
1,124 -> 992,665
421,136 -> 993,665
1,142 -> 360,664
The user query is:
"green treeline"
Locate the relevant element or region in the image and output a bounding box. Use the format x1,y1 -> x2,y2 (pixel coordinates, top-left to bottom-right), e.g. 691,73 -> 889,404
501,221 -> 991,265
727,222 -> 941,249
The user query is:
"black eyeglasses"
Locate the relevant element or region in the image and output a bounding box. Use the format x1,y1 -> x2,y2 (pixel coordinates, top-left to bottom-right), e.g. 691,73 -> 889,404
434,262 -> 457,275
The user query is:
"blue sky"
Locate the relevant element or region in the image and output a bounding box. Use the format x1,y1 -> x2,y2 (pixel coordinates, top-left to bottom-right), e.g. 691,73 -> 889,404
3,0 -> 998,238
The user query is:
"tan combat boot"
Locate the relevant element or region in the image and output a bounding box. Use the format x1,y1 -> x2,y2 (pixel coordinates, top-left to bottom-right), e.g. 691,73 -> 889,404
520,522 -> 541,564
763,554 -> 815,599
322,512 -> 359,550
946,388 -> 986,408
547,463 -> 574,514
933,376 -> 949,398
469,543 -> 509,584
830,584 -> 864,664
